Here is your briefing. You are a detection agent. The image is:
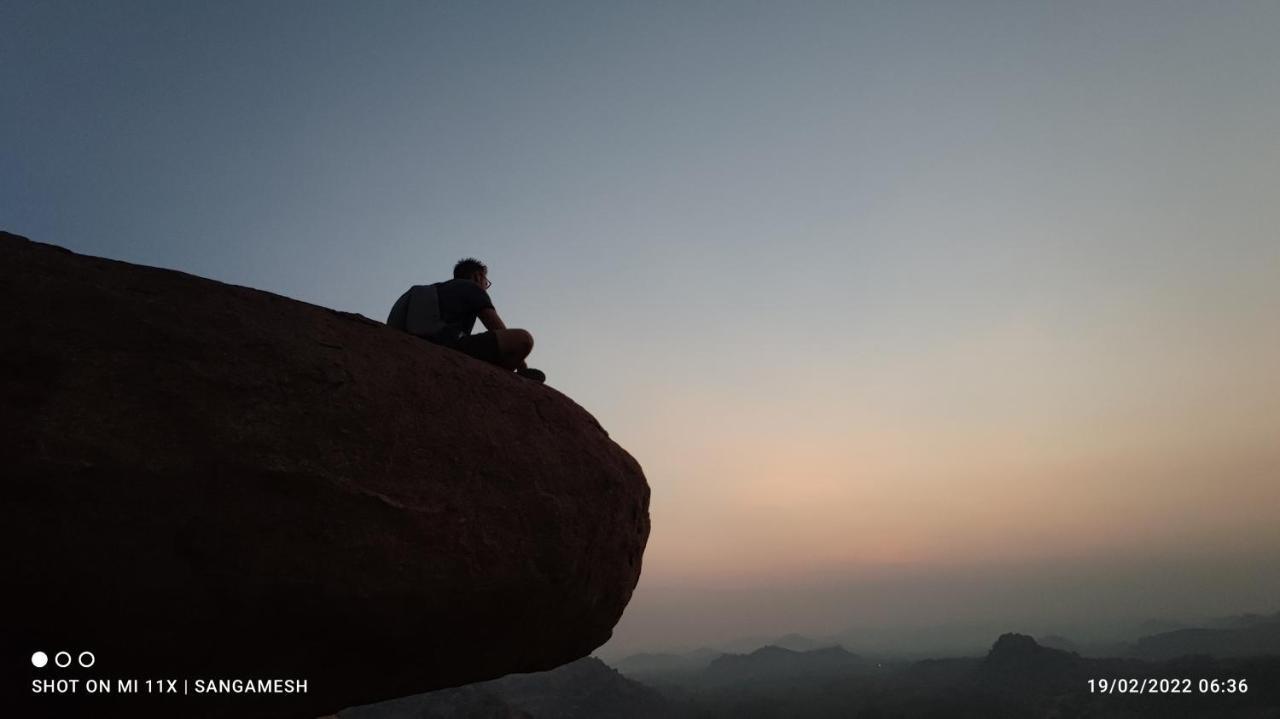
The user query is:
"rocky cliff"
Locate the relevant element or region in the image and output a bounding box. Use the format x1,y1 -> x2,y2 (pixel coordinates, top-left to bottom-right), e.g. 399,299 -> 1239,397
0,231 -> 650,718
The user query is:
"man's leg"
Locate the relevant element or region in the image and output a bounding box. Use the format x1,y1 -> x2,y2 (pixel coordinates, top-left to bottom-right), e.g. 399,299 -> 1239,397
451,330 -> 532,371
492,328 -> 534,370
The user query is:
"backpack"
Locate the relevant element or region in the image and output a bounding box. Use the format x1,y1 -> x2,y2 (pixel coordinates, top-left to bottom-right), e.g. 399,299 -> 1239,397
386,283 -> 447,339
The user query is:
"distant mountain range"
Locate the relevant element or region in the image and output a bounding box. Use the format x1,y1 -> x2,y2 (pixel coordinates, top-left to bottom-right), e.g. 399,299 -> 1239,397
611,647 -> 723,678
1063,610 -> 1280,659
1123,617 -> 1280,660
342,612 -> 1280,718
345,634 -> 1280,718
613,609 -> 1280,669
701,644 -> 876,687
341,657 -> 678,719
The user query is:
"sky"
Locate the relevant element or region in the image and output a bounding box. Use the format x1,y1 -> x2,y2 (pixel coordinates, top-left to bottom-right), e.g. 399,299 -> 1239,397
4,1 -> 1279,657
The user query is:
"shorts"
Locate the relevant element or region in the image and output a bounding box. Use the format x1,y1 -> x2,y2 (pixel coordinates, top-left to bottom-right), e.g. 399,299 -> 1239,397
441,331 -> 502,365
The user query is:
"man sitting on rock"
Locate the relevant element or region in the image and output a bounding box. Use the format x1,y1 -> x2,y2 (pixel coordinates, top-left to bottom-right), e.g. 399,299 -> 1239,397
387,258 -> 546,383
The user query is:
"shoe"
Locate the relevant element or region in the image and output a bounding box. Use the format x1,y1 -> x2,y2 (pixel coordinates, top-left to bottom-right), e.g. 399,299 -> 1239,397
515,367 -> 546,383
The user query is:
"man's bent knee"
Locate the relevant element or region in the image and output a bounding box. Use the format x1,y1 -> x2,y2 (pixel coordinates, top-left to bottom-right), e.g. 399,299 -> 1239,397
496,328 -> 534,362
512,329 -> 533,354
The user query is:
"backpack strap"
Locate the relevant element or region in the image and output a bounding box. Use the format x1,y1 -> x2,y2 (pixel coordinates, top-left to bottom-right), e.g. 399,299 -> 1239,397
404,283 -> 447,339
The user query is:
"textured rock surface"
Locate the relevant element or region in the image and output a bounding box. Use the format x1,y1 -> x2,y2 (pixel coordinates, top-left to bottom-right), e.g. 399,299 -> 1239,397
1,231 -> 650,718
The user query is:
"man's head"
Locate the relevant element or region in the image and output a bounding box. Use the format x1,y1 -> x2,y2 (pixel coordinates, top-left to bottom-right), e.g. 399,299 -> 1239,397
453,257 -> 490,289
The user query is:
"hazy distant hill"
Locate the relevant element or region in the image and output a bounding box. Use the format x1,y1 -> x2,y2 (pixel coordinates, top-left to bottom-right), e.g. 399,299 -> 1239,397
831,622 -> 1003,658
613,647 -> 723,678
713,632 -> 833,654
1208,610 -> 1280,629
1124,620 -> 1280,660
1134,618 -> 1191,636
1037,633 -> 1081,653
1075,611 -> 1280,660
489,656 -> 680,718
703,644 -> 873,685
343,685 -> 532,719
657,634 -> 1280,718
342,657 -> 683,719
770,633 -> 829,651
613,634 -> 837,680
1044,611 -> 1280,659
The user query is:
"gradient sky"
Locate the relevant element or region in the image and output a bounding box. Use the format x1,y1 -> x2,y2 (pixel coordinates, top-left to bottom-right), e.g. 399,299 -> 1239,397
5,1 -> 1279,656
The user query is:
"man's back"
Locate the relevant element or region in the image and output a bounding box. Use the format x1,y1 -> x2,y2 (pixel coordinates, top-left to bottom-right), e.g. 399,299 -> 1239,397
387,278 -> 494,345
431,278 -> 494,342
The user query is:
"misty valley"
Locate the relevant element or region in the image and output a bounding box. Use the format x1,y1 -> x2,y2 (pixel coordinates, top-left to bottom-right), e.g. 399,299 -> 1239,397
341,610 -> 1280,718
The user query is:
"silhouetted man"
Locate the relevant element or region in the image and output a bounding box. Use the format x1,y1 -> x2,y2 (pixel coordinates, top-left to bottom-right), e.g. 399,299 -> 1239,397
387,258 -> 545,382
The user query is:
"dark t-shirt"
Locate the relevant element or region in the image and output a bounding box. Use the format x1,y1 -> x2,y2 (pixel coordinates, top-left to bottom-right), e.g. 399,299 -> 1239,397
430,278 -> 494,344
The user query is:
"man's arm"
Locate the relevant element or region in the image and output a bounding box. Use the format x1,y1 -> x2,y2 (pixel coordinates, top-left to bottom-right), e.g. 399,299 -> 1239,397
477,307 -> 507,331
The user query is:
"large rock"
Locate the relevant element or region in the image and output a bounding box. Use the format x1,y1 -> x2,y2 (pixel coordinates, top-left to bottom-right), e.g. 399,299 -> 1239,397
0,231 -> 650,718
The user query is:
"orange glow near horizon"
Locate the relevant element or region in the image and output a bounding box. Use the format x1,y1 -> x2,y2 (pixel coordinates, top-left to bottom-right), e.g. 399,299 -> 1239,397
608,276 -> 1280,588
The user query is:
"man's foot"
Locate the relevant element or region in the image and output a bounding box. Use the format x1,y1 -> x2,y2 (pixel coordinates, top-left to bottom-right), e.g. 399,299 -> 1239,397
515,367 -> 546,383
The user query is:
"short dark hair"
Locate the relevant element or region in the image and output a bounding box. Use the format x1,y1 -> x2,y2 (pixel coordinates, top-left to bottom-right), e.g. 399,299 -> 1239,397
453,257 -> 488,279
